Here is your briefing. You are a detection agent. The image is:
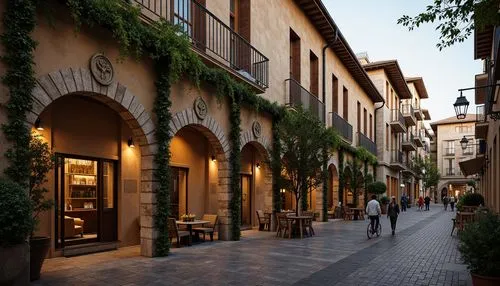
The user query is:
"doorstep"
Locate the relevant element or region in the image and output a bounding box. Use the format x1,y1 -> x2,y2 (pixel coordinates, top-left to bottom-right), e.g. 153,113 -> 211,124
62,241 -> 120,257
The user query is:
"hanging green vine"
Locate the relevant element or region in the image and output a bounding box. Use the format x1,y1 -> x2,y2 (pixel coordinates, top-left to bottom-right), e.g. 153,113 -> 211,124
228,95 -> 242,240
338,149 -> 345,205
271,120 -> 283,212
321,148 -> 328,222
1,0 -> 38,187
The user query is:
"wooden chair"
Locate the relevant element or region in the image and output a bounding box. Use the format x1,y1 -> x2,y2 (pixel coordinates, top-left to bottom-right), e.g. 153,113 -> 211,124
276,213 -> 291,238
192,214 -> 218,242
167,218 -> 190,247
343,206 -> 354,220
302,211 -> 315,236
256,210 -> 270,231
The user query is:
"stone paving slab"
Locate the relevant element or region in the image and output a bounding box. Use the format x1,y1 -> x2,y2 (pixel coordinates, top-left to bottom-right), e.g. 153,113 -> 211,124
34,204 -> 470,286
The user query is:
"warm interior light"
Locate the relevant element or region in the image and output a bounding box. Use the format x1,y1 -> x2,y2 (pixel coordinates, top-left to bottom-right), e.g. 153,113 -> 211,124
211,155 -> 216,162
256,163 -> 260,169
400,183 -> 405,188
35,118 -> 44,131
127,137 -> 135,148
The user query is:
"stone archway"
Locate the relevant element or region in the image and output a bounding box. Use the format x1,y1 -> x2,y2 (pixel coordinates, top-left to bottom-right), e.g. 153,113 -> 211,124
169,109 -> 233,240
28,67 -> 158,257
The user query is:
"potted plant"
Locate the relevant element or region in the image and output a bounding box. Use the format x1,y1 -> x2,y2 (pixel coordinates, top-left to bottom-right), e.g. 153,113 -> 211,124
28,133 -> 54,281
0,178 -> 33,286
459,211 -> 500,285
456,193 -> 484,211
379,196 -> 389,214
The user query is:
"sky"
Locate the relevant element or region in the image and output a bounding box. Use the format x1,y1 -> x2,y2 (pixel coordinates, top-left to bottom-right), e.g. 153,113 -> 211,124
325,0 -> 482,124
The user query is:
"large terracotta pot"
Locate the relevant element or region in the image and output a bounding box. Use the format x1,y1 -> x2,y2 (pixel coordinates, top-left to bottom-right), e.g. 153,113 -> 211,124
471,273 -> 500,286
30,236 -> 50,281
0,242 -> 30,286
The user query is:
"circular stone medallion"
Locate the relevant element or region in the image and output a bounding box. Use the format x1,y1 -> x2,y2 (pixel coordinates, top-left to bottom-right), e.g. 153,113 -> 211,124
90,53 -> 114,86
194,97 -> 208,120
252,121 -> 262,138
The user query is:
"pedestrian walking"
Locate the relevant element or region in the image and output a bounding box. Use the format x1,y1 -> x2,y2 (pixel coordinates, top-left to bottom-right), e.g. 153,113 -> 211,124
418,196 -> 424,211
387,196 -> 400,235
424,196 -> 431,211
450,196 -> 456,211
443,196 -> 448,211
400,194 -> 407,212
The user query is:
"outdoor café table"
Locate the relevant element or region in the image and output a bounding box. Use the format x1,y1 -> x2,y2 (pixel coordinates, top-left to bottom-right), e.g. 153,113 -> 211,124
350,208 -> 365,220
287,215 -> 313,239
176,220 -> 210,243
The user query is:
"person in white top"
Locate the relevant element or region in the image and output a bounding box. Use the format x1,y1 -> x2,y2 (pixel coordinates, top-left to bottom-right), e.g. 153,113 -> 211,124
366,194 -> 382,234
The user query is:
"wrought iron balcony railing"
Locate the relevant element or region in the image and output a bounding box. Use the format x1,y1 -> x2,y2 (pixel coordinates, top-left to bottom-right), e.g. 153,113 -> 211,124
358,132 -> 376,155
391,150 -> 403,164
332,112 -> 353,142
391,109 -> 405,126
134,0 -> 269,88
286,78 -> 325,123
443,147 -> 455,156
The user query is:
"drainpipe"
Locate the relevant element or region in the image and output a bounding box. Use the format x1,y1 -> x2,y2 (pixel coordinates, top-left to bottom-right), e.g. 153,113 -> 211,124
373,101 -> 385,180
322,29 -> 338,123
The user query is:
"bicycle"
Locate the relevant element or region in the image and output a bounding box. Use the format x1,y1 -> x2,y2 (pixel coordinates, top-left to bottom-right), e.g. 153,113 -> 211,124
367,219 -> 382,239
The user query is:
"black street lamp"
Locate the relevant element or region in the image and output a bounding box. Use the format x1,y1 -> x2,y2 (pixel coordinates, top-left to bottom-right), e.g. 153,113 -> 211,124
453,91 -> 469,120
460,136 -> 469,151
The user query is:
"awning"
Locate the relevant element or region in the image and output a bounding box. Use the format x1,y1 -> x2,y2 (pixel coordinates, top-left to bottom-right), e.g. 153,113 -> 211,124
459,157 -> 485,177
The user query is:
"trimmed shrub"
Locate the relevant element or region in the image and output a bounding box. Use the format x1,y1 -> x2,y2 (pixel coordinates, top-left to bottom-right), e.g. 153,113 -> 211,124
367,181 -> 386,195
0,179 -> 33,247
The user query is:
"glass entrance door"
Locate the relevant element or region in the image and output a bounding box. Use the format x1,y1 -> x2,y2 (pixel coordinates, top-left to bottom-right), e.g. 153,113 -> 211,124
55,154 -> 117,248
240,175 -> 252,226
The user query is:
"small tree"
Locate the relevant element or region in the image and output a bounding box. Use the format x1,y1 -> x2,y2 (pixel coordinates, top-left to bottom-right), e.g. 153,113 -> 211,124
398,0 -> 500,50
29,132 -> 54,236
346,159 -> 364,207
367,181 -> 387,199
275,107 -> 338,216
412,156 -> 441,197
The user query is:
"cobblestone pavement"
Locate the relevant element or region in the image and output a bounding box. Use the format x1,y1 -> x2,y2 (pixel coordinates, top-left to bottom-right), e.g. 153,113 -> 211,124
35,204 -> 470,285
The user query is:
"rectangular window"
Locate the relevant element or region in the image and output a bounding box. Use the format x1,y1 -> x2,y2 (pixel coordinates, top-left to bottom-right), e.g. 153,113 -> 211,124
386,123 -> 389,151
363,108 -> 367,135
369,114 -> 373,139
357,101 -> 361,134
332,74 -> 338,113
343,86 -> 348,120
310,51 -> 319,96
289,29 -> 300,82
444,140 -> 455,155
386,176 -> 391,197
391,89 -> 394,109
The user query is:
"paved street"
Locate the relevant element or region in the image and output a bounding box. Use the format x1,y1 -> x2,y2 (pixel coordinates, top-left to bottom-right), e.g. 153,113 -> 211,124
35,204 -> 470,286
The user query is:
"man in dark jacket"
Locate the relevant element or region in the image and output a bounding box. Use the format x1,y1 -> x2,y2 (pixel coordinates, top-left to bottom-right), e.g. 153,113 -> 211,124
424,196 -> 431,211
387,196 -> 400,235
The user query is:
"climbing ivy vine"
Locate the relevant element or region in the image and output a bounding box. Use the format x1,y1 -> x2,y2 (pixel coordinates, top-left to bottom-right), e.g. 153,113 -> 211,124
1,0 -> 38,187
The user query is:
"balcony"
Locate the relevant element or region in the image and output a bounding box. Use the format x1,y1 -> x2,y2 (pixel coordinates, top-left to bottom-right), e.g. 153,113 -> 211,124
444,168 -> 461,177
134,0 -> 269,90
332,112 -> 353,143
402,132 -> 417,152
401,104 -> 417,126
402,156 -> 415,175
476,140 -> 487,157
443,147 -> 455,156
475,105 -> 488,139
463,145 -> 474,155
414,107 -> 424,121
286,79 -> 325,123
358,132 -> 376,156
389,150 -> 405,171
413,129 -> 425,147
390,109 -> 406,133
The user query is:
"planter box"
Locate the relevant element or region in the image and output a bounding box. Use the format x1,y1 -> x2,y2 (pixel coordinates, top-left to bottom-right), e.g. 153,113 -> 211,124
471,273 -> 500,286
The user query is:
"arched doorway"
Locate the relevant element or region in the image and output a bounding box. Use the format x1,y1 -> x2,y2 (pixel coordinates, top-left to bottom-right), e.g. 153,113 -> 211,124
343,166 -> 352,206
240,142 -> 271,228
328,164 -> 339,209
29,69 -> 156,256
